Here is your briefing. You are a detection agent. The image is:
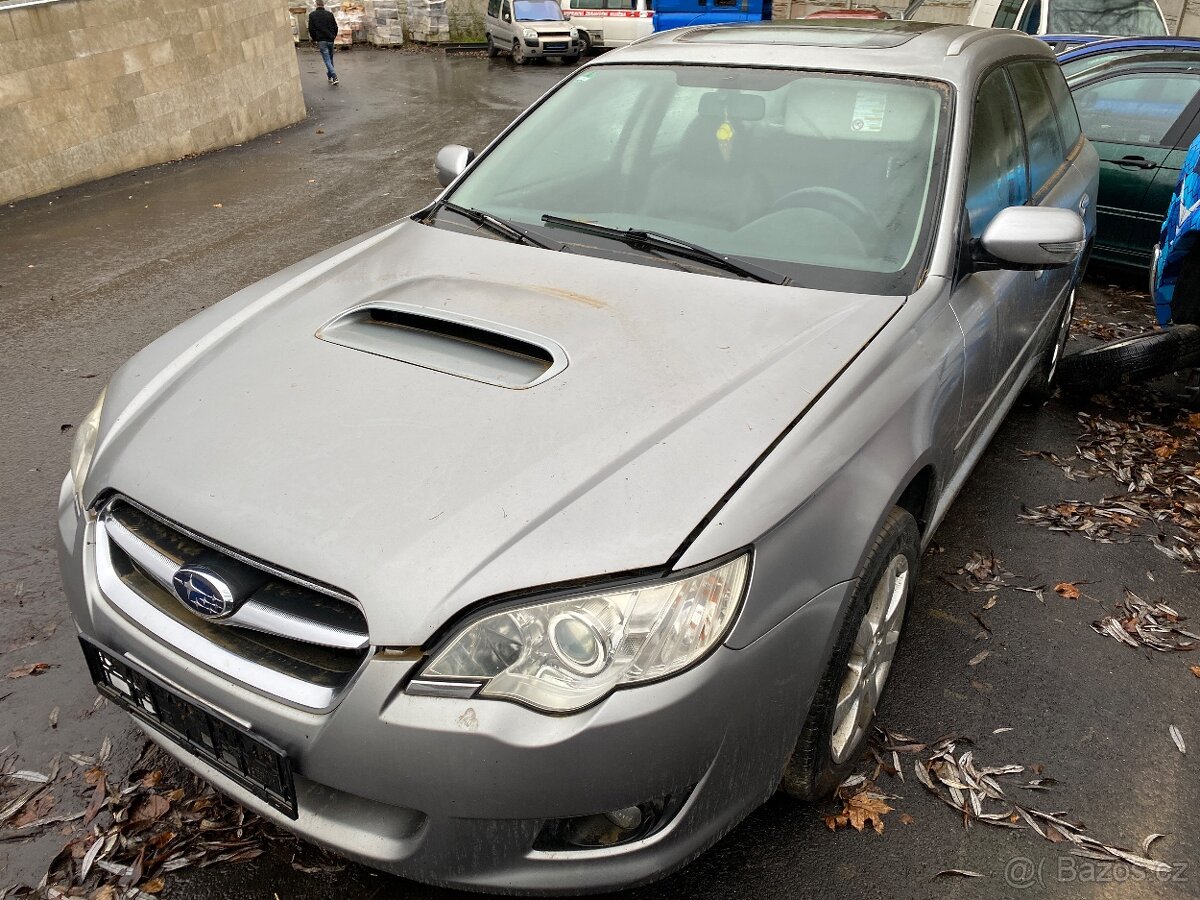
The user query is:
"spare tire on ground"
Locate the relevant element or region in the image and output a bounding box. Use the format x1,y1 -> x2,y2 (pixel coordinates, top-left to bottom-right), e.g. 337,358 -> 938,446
1058,324 -> 1200,392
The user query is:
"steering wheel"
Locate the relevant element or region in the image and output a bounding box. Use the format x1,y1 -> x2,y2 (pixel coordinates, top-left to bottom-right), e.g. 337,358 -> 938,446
772,187 -> 886,250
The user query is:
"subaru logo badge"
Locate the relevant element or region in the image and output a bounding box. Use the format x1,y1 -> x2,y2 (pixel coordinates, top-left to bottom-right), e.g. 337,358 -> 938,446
172,567 -> 237,619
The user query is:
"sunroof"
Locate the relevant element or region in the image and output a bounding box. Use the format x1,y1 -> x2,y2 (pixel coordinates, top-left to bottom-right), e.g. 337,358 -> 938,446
678,20 -> 939,49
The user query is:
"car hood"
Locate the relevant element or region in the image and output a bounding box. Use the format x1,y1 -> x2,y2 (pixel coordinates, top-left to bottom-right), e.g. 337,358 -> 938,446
91,220 -> 903,644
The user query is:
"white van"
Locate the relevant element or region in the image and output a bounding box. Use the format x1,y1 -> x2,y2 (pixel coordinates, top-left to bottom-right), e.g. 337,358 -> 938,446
560,0 -> 654,52
966,0 -> 1167,36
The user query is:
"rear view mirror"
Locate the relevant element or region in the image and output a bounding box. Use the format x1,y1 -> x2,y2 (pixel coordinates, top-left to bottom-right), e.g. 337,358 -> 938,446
435,144 -> 475,188
978,206 -> 1086,270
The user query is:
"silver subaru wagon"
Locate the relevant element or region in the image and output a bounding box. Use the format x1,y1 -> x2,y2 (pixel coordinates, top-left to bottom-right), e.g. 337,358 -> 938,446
60,20 -> 1096,894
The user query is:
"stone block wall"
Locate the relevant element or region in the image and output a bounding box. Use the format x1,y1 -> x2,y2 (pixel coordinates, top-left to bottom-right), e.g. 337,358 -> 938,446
1,0 -> 306,205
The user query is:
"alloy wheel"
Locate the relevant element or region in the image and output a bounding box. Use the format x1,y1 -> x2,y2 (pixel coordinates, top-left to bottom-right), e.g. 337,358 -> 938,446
829,553 -> 910,763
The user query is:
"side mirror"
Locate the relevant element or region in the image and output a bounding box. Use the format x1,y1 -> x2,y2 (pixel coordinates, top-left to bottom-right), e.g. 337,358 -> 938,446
977,206 -> 1086,270
503,12 -> 511,20
435,144 -> 475,188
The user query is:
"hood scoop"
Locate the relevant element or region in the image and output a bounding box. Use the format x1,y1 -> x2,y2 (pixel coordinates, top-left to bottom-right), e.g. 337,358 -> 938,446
316,303 -> 567,389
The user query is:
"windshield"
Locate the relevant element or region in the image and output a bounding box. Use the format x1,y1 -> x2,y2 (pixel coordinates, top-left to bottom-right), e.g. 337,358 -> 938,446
513,0 -> 564,20
1048,0 -> 1166,35
443,65 -> 949,295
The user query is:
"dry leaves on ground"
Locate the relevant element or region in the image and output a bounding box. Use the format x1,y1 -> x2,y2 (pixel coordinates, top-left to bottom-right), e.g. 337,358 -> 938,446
1019,400 -> 1200,572
852,729 -> 1176,877
1091,590 -> 1199,652
0,742 -> 343,898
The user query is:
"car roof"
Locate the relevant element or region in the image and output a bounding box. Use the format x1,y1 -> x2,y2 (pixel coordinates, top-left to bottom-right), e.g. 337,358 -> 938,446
587,20 -> 1056,83
1057,35 -> 1200,60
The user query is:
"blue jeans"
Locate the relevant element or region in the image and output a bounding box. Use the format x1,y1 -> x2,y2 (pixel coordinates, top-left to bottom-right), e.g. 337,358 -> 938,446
318,41 -> 336,79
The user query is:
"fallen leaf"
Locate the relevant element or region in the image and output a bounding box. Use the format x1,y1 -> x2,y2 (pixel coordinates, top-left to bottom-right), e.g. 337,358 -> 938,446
1055,582 -> 1082,600
140,877 -> 165,894
934,869 -> 985,878
315,128 -> 325,134
6,662 -> 55,678
211,202 -> 223,208
131,794 -> 171,824
825,785 -> 893,834
1189,665 -> 1200,678
1169,725 -> 1185,754
983,596 -> 998,610
1142,833 -> 1168,856
900,813 -> 915,825
48,706 -> 59,728
992,727 -> 1013,735
968,650 -> 990,667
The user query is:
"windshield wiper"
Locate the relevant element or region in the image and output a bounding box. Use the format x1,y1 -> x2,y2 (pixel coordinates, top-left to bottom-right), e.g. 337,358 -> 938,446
541,215 -> 790,285
439,201 -> 568,252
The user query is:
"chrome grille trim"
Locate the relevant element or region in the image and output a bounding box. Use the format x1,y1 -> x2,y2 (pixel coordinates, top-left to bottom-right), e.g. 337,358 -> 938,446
94,521 -> 338,710
113,494 -> 358,606
102,508 -> 369,652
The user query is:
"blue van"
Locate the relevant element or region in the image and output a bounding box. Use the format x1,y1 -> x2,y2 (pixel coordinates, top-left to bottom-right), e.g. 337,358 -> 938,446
652,0 -> 770,33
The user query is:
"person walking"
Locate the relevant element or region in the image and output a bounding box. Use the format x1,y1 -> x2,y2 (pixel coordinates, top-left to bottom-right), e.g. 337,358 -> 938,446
308,0 -> 339,86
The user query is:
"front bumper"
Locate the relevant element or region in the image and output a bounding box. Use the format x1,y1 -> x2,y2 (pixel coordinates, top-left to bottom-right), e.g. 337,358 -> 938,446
58,477 -> 844,893
524,36 -> 583,57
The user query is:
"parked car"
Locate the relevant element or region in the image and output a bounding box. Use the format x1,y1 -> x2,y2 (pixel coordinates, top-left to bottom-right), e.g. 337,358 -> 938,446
1153,133 -> 1200,324
968,0 -> 1167,37
560,0 -> 654,52
486,0 -> 583,63
651,0 -> 769,33
59,20 -> 1093,894
1066,50 -> 1200,267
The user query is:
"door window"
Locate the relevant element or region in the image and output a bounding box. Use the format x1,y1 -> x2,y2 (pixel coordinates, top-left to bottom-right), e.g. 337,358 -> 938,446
993,0 -> 1023,27
1040,62 -> 1083,149
488,0 -> 501,15
1016,0 -> 1042,34
1073,73 -> 1200,146
966,70 -> 1030,239
1009,62 -> 1066,194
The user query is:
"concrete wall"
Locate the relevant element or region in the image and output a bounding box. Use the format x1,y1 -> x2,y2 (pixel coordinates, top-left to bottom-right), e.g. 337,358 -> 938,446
0,0 -> 306,205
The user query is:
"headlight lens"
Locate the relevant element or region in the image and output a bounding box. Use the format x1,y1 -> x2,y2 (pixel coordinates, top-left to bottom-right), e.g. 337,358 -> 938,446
69,387 -> 106,505
570,26 -> 579,37
418,552 -> 749,713
523,27 -> 538,40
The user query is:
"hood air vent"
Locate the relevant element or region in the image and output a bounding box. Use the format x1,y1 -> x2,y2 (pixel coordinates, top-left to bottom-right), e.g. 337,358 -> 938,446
316,303 -> 567,389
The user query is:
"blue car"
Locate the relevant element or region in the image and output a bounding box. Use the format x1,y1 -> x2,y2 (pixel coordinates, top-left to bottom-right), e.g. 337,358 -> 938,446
1152,132 -> 1200,325
1057,35 -> 1200,79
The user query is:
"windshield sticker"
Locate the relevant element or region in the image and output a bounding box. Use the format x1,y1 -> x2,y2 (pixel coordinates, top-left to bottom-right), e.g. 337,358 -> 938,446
850,91 -> 887,134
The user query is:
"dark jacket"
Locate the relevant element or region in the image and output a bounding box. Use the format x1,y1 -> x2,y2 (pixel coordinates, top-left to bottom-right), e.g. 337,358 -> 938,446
308,8 -> 339,42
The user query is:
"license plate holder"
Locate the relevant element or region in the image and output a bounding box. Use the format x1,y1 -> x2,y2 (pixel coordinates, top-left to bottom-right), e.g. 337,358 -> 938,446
80,637 -> 298,818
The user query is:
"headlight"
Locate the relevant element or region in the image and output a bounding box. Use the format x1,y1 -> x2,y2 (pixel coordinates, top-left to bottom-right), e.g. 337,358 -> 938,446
570,27 -> 579,37
523,27 -> 538,40
416,552 -> 749,713
70,387 -> 106,506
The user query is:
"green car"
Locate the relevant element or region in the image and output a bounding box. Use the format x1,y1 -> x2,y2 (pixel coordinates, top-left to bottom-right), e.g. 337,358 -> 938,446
1068,51 -> 1200,268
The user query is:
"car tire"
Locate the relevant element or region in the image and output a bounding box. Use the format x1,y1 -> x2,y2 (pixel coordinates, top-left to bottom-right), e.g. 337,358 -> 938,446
1024,287 -> 1076,400
1170,248 -> 1200,325
579,31 -> 592,54
513,39 -> 529,64
1058,324 -> 1200,392
486,35 -> 498,57
781,507 -> 920,801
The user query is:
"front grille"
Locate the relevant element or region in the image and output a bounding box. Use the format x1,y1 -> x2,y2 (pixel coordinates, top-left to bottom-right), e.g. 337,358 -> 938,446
94,496 -> 370,710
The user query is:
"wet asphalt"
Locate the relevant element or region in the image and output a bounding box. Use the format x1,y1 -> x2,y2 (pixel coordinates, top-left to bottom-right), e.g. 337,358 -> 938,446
1,46 -> 1197,900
